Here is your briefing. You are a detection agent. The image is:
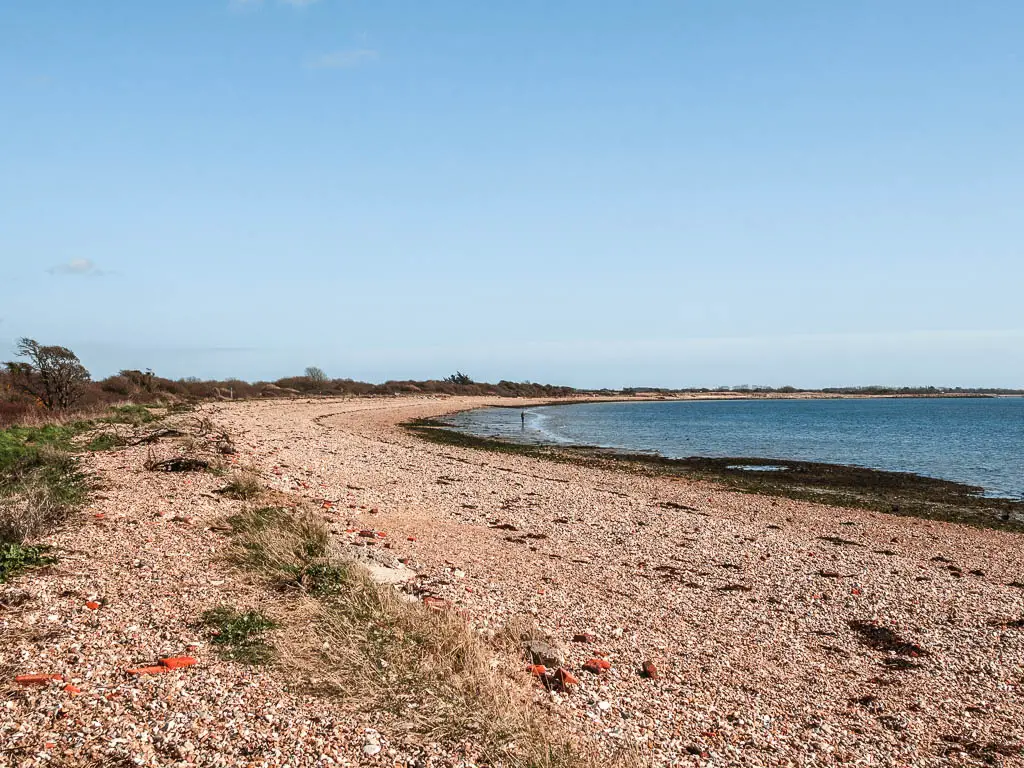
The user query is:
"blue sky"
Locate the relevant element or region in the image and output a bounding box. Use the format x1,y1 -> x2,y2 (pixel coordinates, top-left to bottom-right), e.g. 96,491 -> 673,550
2,1 -> 1022,388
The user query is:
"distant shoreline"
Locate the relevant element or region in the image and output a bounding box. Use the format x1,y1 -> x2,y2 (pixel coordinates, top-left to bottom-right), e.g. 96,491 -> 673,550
407,397 -> 1024,532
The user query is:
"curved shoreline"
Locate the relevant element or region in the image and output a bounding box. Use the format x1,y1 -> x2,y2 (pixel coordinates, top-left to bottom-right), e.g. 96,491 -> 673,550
406,411 -> 1024,533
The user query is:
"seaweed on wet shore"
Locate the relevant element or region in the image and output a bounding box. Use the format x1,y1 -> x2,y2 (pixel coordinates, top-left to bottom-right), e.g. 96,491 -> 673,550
881,658 -> 922,671
404,418 -> 1024,533
718,584 -> 752,592
849,620 -> 928,657
940,734 -> 1023,765
819,536 -> 864,547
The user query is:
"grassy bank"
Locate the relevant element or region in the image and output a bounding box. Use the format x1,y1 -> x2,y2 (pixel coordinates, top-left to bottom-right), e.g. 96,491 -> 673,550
0,422 -> 91,566
404,418 -> 1024,534
216,501 -> 602,768
0,403 -> 176,580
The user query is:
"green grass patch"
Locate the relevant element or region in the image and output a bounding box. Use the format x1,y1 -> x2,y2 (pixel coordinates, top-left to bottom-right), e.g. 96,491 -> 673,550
0,423 -> 90,468
1,424 -> 91,544
1,423 -> 96,505
200,606 -> 276,664
285,561 -> 354,596
0,542 -> 56,582
104,404 -> 159,426
86,432 -> 126,452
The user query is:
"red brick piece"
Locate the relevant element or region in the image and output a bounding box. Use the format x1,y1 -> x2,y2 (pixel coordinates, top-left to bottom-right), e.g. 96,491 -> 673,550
64,684 -> 82,695
85,601 -> 101,610
127,666 -> 170,676
15,674 -> 63,686
553,668 -> 579,687
159,656 -> 198,670
573,633 -> 596,643
583,658 -> 611,674
641,660 -> 659,679
528,664 -> 547,677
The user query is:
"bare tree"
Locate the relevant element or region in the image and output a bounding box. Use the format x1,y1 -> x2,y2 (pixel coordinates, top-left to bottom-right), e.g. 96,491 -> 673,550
305,366 -> 328,385
4,338 -> 91,410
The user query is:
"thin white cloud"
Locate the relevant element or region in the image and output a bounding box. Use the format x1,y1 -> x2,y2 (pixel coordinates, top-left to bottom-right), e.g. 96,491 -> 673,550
47,259 -> 106,277
306,48 -> 378,70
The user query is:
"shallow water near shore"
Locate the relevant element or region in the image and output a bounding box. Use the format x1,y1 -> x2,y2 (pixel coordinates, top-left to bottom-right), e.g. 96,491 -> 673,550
447,397 -> 1024,499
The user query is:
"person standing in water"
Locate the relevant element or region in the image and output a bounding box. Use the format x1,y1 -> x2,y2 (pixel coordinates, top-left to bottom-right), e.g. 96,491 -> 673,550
521,410 -> 526,429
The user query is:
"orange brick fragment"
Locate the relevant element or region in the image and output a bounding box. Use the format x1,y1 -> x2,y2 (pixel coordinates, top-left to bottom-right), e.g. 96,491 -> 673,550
127,666 -> 169,676
85,601 -> 100,610
64,684 -> 82,695
159,656 -> 198,670
553,668 -> 579,687
583,658 -> 611,674
15,674 -> 63,686
528,664 -> 547,677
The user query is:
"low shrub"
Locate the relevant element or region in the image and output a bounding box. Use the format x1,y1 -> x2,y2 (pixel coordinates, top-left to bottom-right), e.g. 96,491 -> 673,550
0,542 -> 55,582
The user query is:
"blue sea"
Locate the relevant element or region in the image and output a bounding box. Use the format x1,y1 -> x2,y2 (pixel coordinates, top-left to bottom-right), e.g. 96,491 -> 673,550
446,397 -> 1024,499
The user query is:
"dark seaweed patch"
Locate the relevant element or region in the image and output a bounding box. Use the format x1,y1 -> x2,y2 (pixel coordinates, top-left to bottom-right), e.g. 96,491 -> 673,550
405,417 -> 1024,531
881,658 -> 922,671
819,536 -> 863,547
849,620 -> 928,656
658,500 -> 700,512
940,734 -> 1023,765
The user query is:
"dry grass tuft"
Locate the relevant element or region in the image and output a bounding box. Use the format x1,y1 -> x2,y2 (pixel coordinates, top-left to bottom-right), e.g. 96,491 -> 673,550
0,447 -> 87,544
223,504 -> 606,768
219,473 -> 264,501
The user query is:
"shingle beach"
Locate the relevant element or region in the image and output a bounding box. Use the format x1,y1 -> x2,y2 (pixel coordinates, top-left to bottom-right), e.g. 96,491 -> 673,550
3,396 -> 1022,767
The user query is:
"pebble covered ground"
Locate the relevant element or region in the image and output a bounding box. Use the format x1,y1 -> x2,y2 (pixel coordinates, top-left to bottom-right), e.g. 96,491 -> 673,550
2,396 -> 1023,767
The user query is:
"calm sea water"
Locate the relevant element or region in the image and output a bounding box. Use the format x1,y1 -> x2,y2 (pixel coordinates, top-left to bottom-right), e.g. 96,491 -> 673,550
446,398 -> 1024,499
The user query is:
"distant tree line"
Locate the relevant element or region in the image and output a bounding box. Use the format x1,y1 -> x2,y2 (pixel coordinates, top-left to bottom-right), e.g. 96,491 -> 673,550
4,337 -> 1021,428
0,339 -> 579,426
